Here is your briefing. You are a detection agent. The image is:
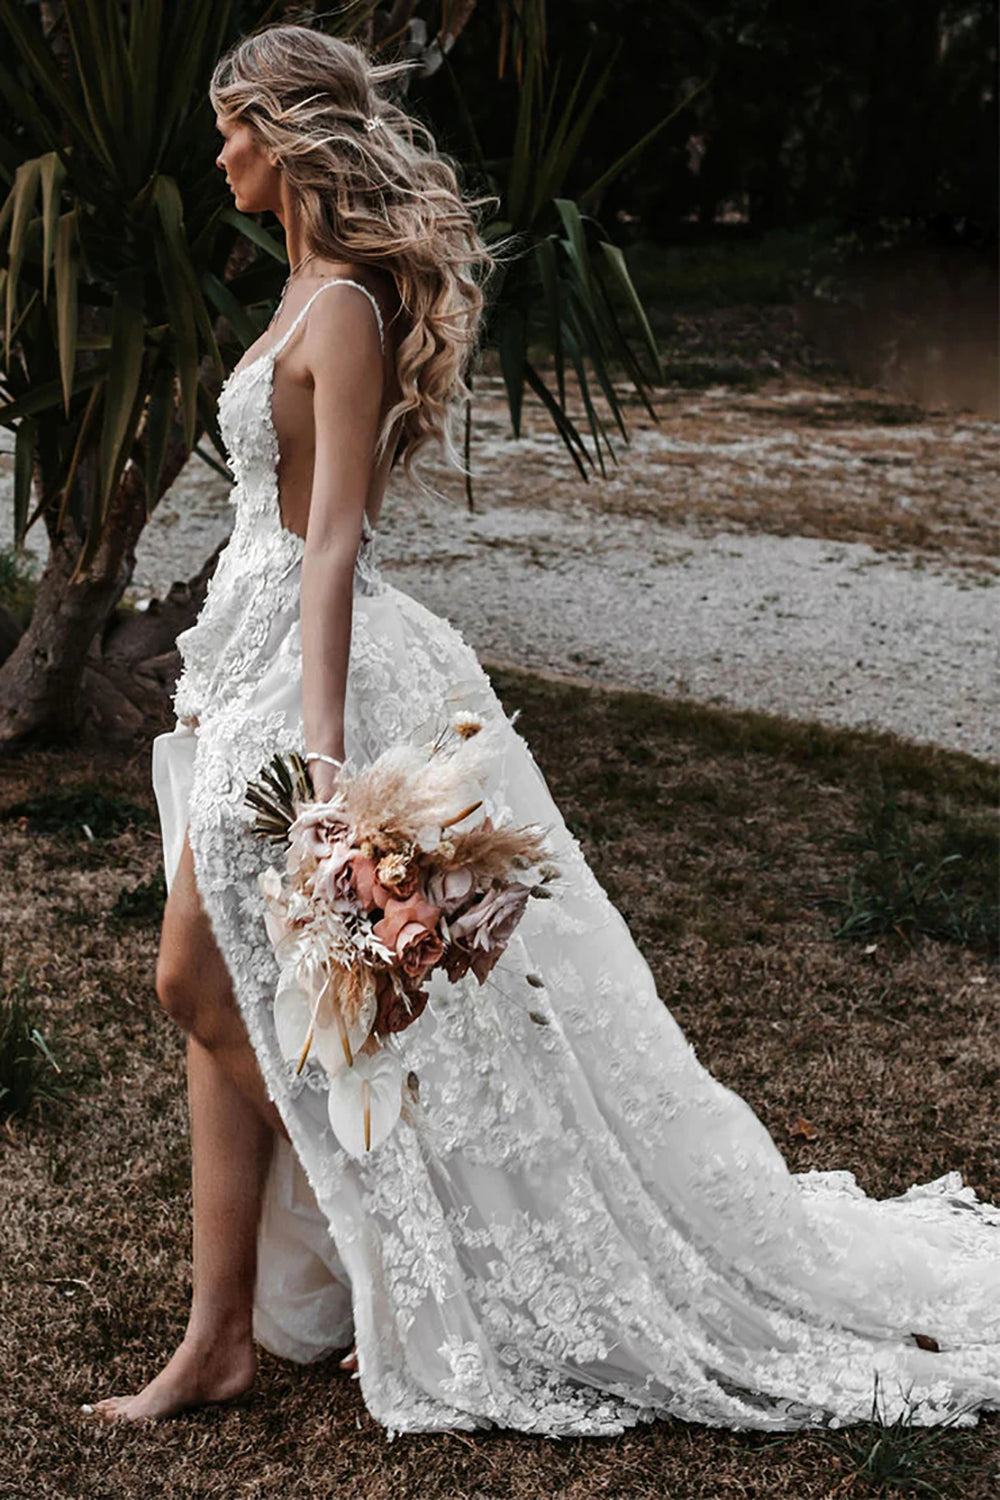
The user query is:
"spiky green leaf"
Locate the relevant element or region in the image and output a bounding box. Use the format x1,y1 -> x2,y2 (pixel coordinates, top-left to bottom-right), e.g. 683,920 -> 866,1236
0,362 -> 107,425
4,158 -> 41,350
578,77 -> 708,212
497,307 -> 527,437
218,205 -> 287,263
522,362 -> 590,480
99,268 -> 146,516
201,270 -> 258,349
53,211 -> 80,415
141,360 -> 175,517
533,236 -> 564,407
38,152 -> 65,304
599,240 -> 662,379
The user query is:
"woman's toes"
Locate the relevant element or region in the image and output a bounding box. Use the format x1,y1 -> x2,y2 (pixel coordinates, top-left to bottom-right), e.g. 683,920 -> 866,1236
85,1397 -> 130,1421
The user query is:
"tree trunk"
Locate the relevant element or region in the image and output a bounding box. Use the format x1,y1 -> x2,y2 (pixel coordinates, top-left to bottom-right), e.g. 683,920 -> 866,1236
0,430 -> 193,751
79,537 -> 225,744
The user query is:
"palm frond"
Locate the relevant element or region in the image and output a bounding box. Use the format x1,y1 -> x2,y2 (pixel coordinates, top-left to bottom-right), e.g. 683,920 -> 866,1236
245,751 -> 315,842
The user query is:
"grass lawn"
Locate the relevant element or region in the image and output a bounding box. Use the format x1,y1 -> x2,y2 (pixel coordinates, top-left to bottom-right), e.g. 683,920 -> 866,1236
0,664 -> 997,1500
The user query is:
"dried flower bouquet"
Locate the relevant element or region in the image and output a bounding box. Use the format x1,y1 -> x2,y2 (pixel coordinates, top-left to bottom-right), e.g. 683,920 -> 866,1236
243,689 -> 559,1157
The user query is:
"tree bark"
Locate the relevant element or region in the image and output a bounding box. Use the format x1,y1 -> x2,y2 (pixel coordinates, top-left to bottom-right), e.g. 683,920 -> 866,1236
79,536 -> 225,744
0,428 -> 194,750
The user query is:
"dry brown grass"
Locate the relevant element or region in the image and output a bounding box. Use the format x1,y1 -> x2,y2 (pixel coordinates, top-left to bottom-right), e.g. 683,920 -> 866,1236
0,669 -> 997,1500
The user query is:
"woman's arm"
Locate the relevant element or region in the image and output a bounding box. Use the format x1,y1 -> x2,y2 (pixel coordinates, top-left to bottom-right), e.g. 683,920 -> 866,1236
298,290 -> 385,800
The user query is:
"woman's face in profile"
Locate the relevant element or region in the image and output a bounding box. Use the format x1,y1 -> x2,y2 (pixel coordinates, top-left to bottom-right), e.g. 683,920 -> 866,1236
214,112 -> 281,214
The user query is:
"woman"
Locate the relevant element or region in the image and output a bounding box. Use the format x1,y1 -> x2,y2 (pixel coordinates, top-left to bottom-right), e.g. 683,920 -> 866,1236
88,25 -> 999,1433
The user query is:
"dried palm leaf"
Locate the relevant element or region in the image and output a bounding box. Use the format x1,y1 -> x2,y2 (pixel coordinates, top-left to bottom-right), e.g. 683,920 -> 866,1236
244,751 -> 314,842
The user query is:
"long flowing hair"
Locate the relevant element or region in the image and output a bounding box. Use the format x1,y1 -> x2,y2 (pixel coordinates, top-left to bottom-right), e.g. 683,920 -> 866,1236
210,24 -> 501,481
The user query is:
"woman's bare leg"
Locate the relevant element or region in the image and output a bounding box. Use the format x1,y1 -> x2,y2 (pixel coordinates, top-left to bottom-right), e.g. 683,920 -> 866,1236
155,829 -> 288,1139
90,1038 -> 271,1420
89,830 -> 277,1421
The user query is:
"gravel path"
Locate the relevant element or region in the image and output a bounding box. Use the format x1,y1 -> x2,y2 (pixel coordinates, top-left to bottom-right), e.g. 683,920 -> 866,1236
2,377 -> 996,758
372,498 -> 996,759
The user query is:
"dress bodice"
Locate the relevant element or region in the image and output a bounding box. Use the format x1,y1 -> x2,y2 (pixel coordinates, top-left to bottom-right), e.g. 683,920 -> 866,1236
171,280 -> 387,726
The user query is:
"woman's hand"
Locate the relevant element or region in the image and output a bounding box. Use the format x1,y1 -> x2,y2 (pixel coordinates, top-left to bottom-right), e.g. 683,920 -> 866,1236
308,757 -> 343,804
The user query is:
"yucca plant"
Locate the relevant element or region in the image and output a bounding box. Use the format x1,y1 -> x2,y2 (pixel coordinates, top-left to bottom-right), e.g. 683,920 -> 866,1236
442,0 -> 704,484
0,0 -> 688,746
0,0 -> 290,745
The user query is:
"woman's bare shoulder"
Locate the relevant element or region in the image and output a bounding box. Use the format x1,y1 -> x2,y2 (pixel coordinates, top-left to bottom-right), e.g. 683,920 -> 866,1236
304,260 -> 399,321
297,262 -> 399,359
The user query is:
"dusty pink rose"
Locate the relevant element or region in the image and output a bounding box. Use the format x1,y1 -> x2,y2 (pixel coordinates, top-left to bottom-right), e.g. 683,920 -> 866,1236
426,865 -> 478,916
372,892 -> 444,977
446,882 -> 531,982
350,853 -> 391,913
310,840 -> 356,903
288,806 -> 351,870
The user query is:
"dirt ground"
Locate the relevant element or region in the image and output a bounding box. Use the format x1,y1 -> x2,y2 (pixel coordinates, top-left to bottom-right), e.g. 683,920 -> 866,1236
423,371 -> 1000,572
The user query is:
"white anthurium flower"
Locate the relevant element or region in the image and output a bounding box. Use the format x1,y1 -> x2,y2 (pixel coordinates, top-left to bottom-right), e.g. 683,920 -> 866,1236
273,979 -> 314,1067
273,964 -> 376,1078
327,1047 -> 404,1157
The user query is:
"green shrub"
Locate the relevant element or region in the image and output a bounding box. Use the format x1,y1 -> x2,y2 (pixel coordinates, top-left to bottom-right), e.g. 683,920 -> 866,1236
829,781 -> 998,955
2,786 -> 153,840
0,544 -> 38,627
0,970 -> 67,1122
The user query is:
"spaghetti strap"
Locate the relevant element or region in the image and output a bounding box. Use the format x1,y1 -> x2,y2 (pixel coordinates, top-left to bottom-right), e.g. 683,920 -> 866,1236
270,277 -> 386,360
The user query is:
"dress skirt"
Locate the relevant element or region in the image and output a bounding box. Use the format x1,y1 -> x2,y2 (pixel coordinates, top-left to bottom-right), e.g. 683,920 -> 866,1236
150,566 -> 1000,1441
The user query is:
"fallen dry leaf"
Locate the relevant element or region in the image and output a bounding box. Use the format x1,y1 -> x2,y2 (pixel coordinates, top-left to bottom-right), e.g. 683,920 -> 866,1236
790,1116 -> 820,1141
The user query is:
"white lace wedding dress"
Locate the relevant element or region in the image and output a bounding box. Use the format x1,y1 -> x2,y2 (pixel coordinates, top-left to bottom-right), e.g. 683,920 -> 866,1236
151,278 -> 999,1442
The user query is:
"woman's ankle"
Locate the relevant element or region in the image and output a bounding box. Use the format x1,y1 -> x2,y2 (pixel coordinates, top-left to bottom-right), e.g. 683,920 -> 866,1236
183,1309 -> 255,1356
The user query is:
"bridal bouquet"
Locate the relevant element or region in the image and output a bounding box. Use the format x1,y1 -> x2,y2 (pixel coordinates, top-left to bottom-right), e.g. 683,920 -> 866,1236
243,696 -> 558,1158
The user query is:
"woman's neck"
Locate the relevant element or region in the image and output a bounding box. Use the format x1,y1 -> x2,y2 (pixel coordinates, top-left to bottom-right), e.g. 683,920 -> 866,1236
276,185 -> 352,277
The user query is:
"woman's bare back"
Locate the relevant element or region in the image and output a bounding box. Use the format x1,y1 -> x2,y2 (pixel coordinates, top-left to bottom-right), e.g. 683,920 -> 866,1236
247,260 -> 403,540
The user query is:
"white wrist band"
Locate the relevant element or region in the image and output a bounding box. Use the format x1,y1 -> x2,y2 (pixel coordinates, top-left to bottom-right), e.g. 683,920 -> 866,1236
304,751 -> 344,767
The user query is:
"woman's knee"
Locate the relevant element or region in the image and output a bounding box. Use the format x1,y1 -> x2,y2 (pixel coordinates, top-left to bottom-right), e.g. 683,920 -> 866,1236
155,955 -> 199,1033
156,830 -> 237,1043
156,948 -> 242,1053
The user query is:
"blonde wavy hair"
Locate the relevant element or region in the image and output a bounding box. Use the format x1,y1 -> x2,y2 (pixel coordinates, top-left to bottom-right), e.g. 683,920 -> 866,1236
210,23 -> 502,482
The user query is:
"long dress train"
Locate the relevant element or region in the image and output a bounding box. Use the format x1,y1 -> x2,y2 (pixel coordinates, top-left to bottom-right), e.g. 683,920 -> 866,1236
151,278 -> 1000,1441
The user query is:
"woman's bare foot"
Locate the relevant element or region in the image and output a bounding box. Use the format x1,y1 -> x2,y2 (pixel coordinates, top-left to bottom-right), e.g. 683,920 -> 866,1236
339,1342 -> 358,1374
83,1330 -> 256,1423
